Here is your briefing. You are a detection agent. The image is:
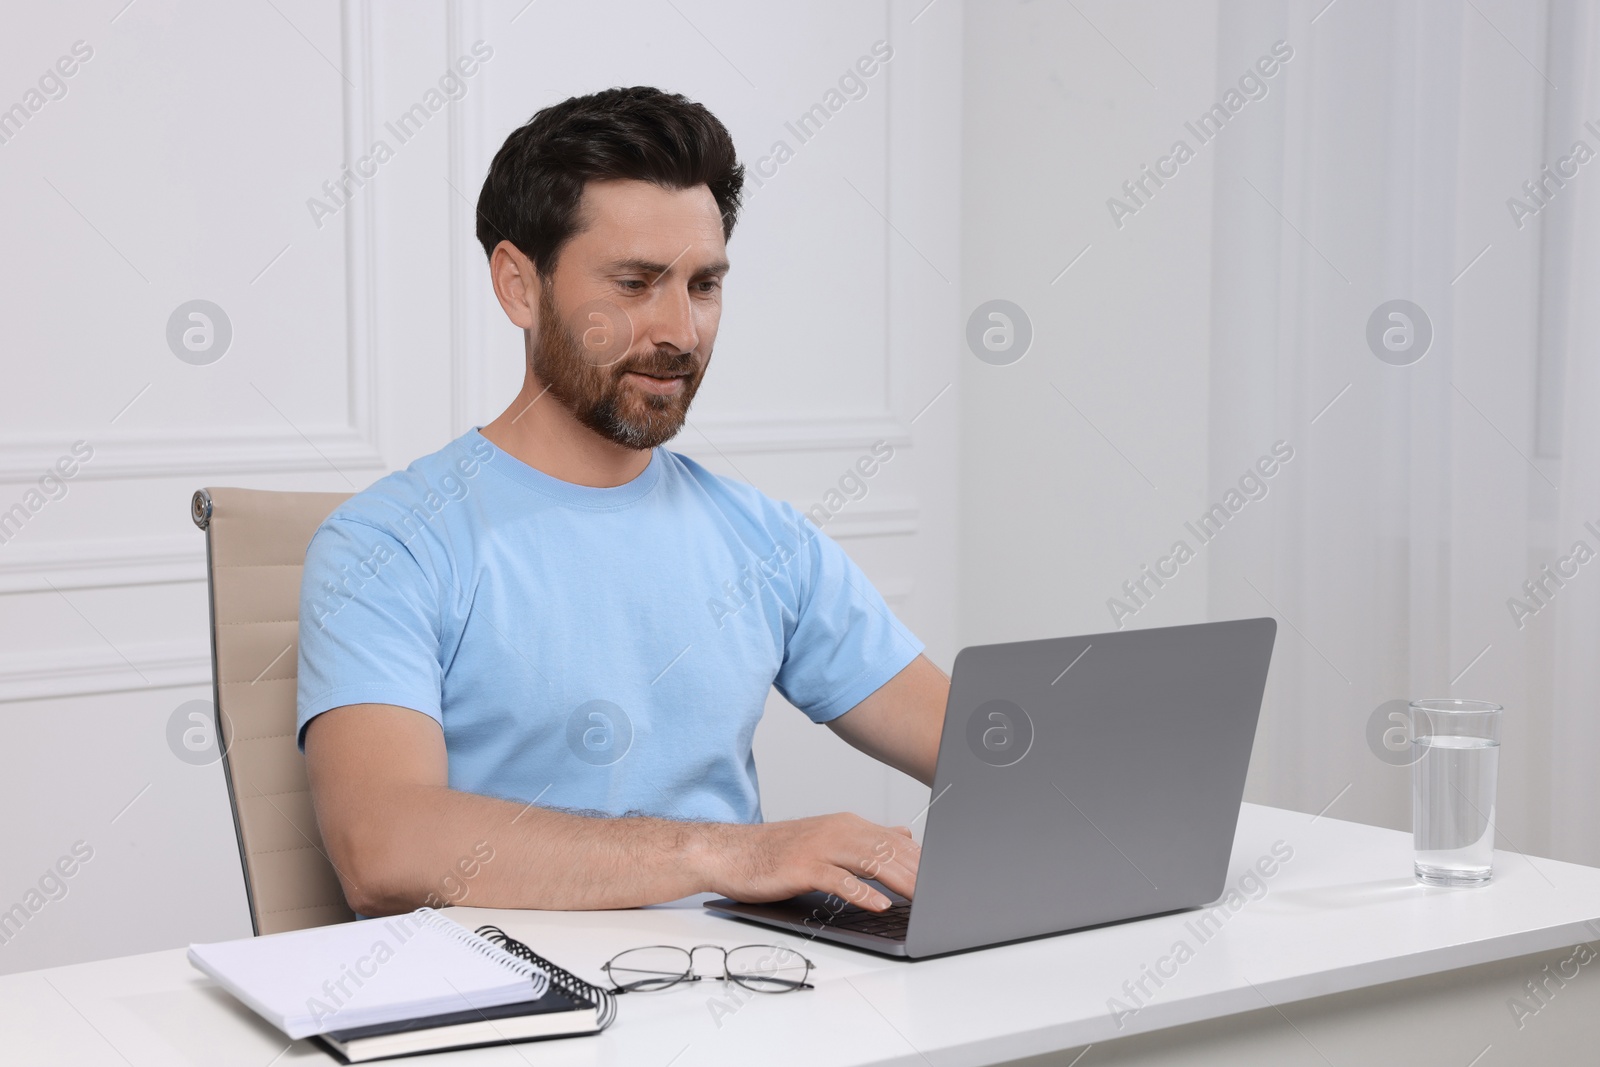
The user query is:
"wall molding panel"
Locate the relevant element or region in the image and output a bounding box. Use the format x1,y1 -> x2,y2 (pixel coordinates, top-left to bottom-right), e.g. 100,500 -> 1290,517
0,639 -> 210,705
0,0 -> 382,486
0,535 -> 203,595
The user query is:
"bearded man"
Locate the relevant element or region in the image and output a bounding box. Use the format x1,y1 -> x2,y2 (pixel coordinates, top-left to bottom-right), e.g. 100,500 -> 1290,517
297,86 -> 947,918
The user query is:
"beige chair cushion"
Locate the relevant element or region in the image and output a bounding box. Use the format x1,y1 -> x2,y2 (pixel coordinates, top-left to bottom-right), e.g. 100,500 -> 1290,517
196,486 -> 355,935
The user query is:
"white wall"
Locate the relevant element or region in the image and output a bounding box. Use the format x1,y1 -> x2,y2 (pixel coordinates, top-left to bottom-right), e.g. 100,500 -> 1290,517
959,0 -> 1220,645
0,0 -> 960,974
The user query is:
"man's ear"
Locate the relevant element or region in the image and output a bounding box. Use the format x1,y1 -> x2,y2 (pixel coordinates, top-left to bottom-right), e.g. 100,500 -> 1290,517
488,240 -> 539,330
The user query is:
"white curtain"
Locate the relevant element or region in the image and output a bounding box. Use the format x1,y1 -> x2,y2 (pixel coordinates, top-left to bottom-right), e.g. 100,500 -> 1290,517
1208,0 -> 1600,866
1548,2 -> 1600,866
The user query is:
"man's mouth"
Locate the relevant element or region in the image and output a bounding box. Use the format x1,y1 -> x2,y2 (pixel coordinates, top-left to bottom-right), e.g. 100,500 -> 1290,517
624,369 -> 689,395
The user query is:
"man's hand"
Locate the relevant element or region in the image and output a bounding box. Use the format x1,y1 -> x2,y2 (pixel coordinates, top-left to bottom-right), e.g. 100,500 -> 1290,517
704,814 -> 920,911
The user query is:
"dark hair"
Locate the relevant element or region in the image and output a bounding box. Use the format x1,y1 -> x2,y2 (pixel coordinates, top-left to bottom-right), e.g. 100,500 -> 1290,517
475,86 -> 745,276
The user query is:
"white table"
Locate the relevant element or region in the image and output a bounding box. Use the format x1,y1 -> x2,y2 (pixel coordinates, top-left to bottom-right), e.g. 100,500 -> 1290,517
5,804 -> 1598,1066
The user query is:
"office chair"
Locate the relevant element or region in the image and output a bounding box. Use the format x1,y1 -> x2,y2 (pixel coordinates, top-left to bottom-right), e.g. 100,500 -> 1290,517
192,487 -> 355,935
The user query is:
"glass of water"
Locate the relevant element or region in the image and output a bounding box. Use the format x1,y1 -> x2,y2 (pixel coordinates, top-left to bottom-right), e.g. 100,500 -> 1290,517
1410,699 -> 1502,887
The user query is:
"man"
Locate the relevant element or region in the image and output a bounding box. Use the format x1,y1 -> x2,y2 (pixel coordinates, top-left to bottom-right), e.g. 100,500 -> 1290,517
298,86 -> 947,919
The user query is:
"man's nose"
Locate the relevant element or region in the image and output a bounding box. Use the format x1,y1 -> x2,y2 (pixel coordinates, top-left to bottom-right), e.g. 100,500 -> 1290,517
642,284 -> 700,356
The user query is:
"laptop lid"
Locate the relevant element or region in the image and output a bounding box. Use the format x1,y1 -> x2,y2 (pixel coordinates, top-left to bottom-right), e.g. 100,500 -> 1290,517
903,617 -> 1276,958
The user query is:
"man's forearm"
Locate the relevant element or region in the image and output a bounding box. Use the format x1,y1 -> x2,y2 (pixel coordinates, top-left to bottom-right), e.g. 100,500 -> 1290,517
337,783 -> 733,915
305,704 -> 923,916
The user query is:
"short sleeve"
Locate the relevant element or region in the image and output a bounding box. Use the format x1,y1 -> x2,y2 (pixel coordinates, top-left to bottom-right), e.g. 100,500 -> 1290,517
295,516 -> 445,750
772,511 -> 925,723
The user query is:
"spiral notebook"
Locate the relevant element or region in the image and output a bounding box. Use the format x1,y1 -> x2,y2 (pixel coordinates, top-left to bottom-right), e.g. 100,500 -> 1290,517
318,926 -> 616,1063
188,908 -> 579,1041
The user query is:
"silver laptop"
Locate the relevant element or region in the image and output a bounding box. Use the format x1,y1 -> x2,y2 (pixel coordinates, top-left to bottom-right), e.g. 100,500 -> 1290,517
705,617 -> 1277,959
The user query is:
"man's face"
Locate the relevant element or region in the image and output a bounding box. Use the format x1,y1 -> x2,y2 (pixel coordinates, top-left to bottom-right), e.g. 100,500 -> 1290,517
529,179 -> 729,450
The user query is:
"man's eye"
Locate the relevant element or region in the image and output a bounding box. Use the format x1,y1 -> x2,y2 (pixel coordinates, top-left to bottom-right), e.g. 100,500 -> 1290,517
619,279 -> 647,291
694,280 -> 720,293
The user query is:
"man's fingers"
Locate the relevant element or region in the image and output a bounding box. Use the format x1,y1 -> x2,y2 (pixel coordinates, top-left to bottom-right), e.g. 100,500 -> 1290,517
832,869 -> 891,910
871,828 -> 921,879
855,850 -> 917,903
834,827 -> 919,904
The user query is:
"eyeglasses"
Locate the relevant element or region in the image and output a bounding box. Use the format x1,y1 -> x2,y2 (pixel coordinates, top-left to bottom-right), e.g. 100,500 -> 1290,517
601,943 -> 815,994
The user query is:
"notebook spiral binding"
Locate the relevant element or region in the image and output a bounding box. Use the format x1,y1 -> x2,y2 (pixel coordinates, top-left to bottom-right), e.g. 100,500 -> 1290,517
475,926 -> 618,1030
407,910 -> 551,1000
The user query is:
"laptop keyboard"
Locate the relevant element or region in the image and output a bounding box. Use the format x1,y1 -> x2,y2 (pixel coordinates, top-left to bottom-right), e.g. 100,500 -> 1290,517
820,901 -> 911,940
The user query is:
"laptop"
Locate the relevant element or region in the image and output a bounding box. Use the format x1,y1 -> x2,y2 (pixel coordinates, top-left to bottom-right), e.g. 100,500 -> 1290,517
704,617 -> 1277,959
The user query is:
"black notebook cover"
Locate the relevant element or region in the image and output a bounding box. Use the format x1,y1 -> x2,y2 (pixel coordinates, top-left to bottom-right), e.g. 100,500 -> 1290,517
321,986 -> 590,1042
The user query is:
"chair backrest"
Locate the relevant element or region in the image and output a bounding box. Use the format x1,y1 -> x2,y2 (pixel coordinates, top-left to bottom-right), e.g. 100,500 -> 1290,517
192,486 -> 355,935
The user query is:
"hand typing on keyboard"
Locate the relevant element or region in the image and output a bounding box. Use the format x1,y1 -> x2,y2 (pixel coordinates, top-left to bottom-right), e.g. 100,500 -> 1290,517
705,814 -> 919,912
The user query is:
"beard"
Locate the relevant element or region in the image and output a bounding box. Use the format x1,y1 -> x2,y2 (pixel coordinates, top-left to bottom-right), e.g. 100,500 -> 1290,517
530,281 -> 705,451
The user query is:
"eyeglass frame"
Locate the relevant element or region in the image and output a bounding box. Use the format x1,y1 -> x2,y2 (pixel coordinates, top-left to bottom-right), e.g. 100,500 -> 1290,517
600,942 -> 816,994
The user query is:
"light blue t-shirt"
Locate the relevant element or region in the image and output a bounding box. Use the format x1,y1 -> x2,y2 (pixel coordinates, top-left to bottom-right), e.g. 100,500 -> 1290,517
295,429 -> 922,825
